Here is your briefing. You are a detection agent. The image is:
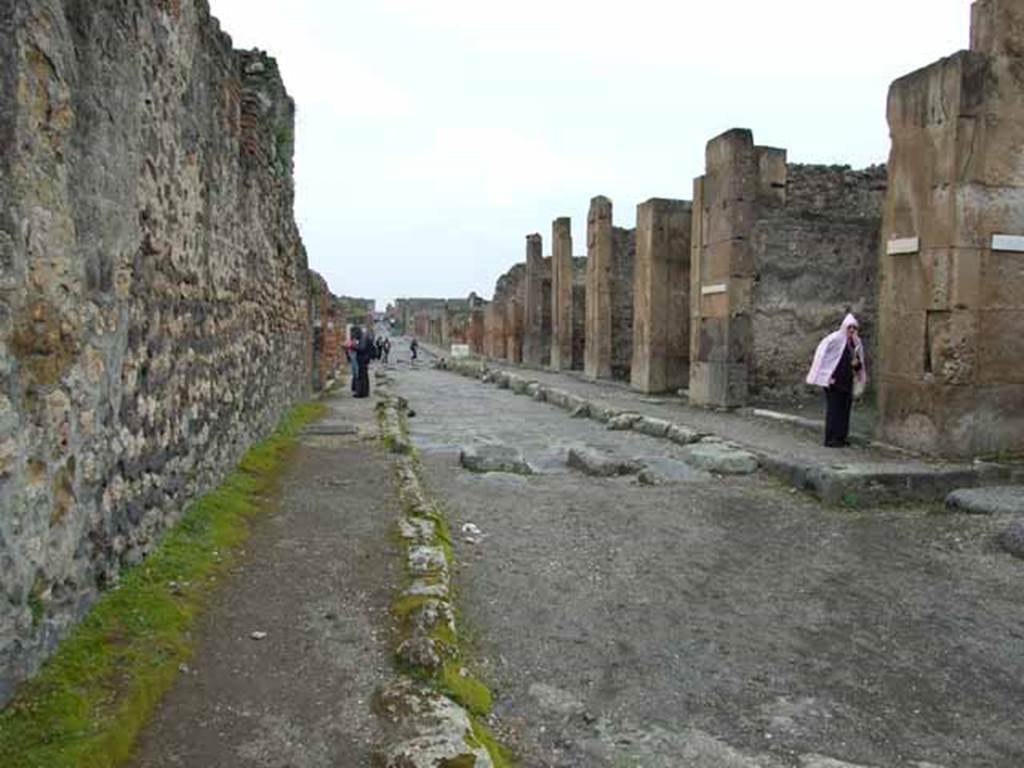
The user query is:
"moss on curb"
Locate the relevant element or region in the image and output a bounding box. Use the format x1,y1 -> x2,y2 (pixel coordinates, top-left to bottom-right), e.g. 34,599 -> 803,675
379,394 -> 517,766
0,401 -> 325,768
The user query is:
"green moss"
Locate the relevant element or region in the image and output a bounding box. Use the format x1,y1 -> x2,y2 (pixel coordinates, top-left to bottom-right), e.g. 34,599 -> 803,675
0,401 -> 325,768
468,717 -> 516,768
27,593 -> 44,630
440,662 -> 492,717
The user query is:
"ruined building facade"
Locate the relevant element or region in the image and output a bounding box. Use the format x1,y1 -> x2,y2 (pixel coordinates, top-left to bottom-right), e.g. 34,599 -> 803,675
877,0 -> 1024,457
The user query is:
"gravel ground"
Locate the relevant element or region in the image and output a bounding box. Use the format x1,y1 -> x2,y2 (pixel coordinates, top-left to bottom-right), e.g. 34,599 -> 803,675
129,391 -> 398,768
395,357 -> 1024,768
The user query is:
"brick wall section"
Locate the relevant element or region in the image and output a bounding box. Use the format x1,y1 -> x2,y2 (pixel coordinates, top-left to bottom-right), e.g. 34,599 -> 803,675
0,1 -> 311,700
877,0 -> 1024,457
610,227 -> 636,381
572,258 -> 587,370
523,234 -> 550,366
309,271 -> 346,390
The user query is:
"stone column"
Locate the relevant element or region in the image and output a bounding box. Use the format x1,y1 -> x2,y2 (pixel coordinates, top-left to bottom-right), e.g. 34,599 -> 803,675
631,199 -> 692,394
689,129 -> 769,407
585,196 -> 614,379
877,0 -> 1024,457
551,217 -> 574,370
523,234 -> 547,366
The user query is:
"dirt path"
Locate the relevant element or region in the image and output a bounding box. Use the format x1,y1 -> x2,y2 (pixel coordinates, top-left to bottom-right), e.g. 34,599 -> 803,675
129,390 -> 398,768
394,356 -> 1024,768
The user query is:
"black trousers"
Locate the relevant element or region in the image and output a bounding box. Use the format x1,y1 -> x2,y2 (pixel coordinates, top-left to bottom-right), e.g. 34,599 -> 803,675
354,361 -> 370,398
824,387 -> 852,446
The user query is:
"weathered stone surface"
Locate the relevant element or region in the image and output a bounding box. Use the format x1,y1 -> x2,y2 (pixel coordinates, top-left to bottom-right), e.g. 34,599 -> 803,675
946,486 -> 1024,514
551,218 -> 575,371
878,2 -> 1024,457
566,446 -> 643,477
397,517 -> 438,544
396,636 -> 444,671
607,413 -> 642,431
585,197 -> 635,381
404,580 -> 450,600
680,444 -> 760,475
800,756 -> 880,768
378,680 -> 493,768
999,517 -> 1024,558
523,234 -> 552,367
667,423 -> 703,445
632,199 -> 692,394
407,546 -> 448,577
633,416 -> 672,438
459,444 -> 532,475
0,1 -> 312,698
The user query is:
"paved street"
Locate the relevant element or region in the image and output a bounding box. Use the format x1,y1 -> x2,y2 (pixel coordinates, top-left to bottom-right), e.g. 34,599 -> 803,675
393,345 -> 1024,768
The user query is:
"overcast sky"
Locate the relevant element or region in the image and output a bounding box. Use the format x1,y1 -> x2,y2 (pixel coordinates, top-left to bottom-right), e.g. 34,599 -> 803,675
207,0 -> 972,309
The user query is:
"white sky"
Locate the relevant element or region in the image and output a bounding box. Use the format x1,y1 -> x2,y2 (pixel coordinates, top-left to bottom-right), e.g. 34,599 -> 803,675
207,0 -> 972,308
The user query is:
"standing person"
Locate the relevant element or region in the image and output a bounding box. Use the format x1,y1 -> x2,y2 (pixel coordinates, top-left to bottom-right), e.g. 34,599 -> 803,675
345,329 -> 359,393
806,313 -> 867,447
410,338 -> 419,362
354,326 -> 373,398
383,338 -> 391,364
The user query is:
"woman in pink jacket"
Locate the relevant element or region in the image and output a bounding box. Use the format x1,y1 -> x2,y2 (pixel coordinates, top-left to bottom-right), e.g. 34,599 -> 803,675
806,313 -> 867,447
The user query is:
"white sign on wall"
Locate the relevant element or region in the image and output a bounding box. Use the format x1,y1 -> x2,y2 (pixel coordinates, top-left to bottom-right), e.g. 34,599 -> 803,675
992,234 -> 1024,252
451,344 -> 471,358
886,237 -> 920,255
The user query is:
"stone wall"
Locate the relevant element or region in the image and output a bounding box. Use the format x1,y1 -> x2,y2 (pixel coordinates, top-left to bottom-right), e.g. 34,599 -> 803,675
690,129 -> 884,406
523,234 -> 551,367
0,0 -> 311,701
310,271 -> 346,391
571,258 -> 587,370
631,199 -> 692,394
877,0 -> 1024,457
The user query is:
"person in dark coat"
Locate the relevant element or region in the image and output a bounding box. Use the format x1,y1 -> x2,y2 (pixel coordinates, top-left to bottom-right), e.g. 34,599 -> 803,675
353,326 -> 373,398
806,313 -> 867,447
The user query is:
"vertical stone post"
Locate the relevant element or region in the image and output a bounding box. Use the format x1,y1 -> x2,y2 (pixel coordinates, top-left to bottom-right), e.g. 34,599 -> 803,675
631,199 -> 692,393
585,196 -> 614,379
523,233 -> 547,366
689,129 -> 772,407
877,0 -> 1024,456
551,217 -> 574,370
440,303 -> 452,349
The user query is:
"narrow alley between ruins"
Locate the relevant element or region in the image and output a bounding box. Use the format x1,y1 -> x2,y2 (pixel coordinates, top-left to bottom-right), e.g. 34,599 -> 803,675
382,341 -> 1024,768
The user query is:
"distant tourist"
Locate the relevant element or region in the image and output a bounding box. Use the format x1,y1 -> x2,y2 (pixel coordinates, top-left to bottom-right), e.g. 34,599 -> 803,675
383,338 -> 391,364
353,326 -> 373,398
344,330 -> 359,393
410,338 -> 419,361
806,313 -> 866,448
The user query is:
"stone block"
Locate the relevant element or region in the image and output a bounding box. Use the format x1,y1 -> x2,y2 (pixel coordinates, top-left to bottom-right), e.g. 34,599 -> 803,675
689,361 -> 748,408
977,308 -> 1024,383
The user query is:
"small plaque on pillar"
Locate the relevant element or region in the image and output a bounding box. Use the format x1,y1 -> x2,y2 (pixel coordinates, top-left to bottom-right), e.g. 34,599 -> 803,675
701,284 -> 727,296
992,234 -> 1024,253
887,237 -> 920,255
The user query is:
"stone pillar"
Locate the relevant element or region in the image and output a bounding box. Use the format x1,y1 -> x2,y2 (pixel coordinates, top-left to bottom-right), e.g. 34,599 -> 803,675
440,303 -> 452,349
877,0 -> 1024,457
689,129 -> 769,407
631,199 -> 692,394
551,217 -> 574,370
585,196 -> 614,379
523,234 -> 550,366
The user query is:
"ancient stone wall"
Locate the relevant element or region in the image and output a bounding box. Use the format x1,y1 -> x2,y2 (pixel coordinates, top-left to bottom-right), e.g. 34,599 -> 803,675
751,164 -> 886,399
310,271 -> 346,391
0,0 -> 311,700
466,294 -> 486,355
610,227 -> 636,381
690,129 -> 884,406
504,265 -> 526,363
631,199 -> 692,394
878,0 -> 1024,457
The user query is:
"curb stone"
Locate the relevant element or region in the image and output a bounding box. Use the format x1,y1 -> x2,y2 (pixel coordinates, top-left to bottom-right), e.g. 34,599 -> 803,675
376,392 -> 510,767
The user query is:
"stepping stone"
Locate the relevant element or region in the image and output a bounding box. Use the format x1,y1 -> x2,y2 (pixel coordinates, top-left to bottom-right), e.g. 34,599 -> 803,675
680,443 -> 759,475
567,446 -> 643,477
459,443 -> 532,475
946,486 -> 1024,515
634,416 -> 672,438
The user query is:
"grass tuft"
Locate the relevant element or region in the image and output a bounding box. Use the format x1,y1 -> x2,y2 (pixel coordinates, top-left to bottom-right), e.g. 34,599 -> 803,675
0,401 -> 325,768
440,662 -> 492,717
